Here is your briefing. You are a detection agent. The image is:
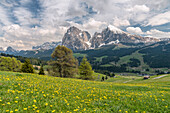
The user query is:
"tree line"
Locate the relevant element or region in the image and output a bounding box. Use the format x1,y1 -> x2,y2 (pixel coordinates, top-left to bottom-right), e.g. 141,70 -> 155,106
0,46 -> 94,80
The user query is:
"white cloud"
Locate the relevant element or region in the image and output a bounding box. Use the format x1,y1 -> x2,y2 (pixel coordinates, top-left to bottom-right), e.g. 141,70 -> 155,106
1,24 -> 65,50
13,7 -> 40,26
69,18 -> 107,34
147,11 -> 170,26
0,0 -> 170,50
0,6 -> 12,25
113,17 -> 130,27
146,29 -> 170,38
0,37 -> 24,49
127,5 -> 150,13
126,27 -> 143,34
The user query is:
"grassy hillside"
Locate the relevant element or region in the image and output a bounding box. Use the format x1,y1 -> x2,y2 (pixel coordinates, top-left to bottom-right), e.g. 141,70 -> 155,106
0,71 -> 169,112
73,42 -> 170,73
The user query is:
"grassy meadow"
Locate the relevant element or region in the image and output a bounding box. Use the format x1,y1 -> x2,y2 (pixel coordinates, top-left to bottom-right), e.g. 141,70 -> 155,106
0,71 -> 169,113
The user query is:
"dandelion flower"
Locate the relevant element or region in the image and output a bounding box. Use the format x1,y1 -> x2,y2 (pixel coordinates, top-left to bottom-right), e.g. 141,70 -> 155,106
52,110 -> 56,112
23,108 -> 27,110
45,103 -> 48,106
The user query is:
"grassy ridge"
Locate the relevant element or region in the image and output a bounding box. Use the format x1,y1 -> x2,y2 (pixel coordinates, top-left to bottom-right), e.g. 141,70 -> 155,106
0,71 -> 169,112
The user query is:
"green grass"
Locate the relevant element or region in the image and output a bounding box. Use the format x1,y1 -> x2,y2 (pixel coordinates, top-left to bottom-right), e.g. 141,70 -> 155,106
0,71 -> 169,113
94,56 -> 108,62
74,72 -> 106,81
118,51 -> 146,67
105,75 -> 142,83
73,53 -> 87,58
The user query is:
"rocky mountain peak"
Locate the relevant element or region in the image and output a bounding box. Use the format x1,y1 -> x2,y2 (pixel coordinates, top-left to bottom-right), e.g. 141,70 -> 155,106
62,26 -> 91,51
62,26 -> 160,51
107,25 -> 124,34
90,25 -> 159,48
32,41 -> 61,50
5,46 -> 17,54
67,26 -> 81,33
0,47 -> 4,51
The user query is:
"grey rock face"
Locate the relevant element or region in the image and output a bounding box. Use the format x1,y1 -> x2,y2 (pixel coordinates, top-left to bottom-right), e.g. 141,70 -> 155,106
62,26 -> 91,51
5,46 -> 17,54
62,25 -> 159,50
90,26 -> 159,48
0,47 -> 4,52
32,41 -> 61,50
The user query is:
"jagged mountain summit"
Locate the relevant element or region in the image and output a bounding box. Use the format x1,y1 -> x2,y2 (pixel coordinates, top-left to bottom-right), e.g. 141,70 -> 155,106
62,26 -> 91,51
32,41 -> 61,50
62,25 -> 159,50
5,46 -> 18,54
90,25 -> 159,48
0,47 -> 4,52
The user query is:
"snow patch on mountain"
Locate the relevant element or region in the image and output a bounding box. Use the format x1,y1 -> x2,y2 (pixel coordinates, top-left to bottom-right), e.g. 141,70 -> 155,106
32,41 -> 61,50
108,25 -> 124,34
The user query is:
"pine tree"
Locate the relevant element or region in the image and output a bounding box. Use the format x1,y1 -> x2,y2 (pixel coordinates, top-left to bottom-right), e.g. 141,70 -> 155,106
49,45 -> 78,77
39,65 -> 45,75
21,59 -> 34,73
79,56 -> 94,80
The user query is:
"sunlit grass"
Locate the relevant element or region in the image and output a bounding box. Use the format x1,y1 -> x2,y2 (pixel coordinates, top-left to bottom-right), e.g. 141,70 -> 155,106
0,71 -> 169,112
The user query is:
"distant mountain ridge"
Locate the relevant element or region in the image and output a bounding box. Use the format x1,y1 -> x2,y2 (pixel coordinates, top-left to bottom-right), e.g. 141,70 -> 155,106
32,41 -> 61,50
0,25 -> 164,63
0,47 -> 4,52
62,25 -> 159,50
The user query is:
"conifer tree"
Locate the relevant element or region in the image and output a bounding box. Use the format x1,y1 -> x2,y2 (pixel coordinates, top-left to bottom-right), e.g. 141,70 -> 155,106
49,45 -> 78,77
39,65 -> 45,75
21,59 -> 34,73
79,56 -> 94,80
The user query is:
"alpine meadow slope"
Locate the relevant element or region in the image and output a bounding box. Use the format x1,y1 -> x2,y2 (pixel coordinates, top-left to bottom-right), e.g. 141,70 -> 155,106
0,71 -> 169,112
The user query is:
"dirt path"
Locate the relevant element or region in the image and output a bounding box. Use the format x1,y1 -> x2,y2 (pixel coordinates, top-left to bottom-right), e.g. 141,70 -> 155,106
153,75 -> 167,79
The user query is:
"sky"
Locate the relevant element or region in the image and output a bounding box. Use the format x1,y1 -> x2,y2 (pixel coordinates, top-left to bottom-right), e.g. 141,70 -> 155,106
0,0 -> 170,50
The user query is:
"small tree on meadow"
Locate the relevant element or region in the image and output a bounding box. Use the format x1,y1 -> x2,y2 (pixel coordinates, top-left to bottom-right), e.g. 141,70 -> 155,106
49,45 -> 78,77
39,65 -> 45,75
101,76 -> 105,81
110,73 -> 115,77
21,59 -> 34,73
105,75 -> 108,80
79,56 -> 94,80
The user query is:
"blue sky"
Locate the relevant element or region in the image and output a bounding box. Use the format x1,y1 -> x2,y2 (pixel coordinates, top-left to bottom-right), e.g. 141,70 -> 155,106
0,0 -> 170,50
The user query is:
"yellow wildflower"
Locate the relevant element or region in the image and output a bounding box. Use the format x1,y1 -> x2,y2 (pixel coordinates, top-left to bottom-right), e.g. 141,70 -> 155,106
23,108 -> 27,110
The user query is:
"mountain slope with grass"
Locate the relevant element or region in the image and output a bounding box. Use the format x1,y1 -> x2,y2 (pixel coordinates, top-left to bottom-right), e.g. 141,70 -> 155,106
0,71 -> 169,112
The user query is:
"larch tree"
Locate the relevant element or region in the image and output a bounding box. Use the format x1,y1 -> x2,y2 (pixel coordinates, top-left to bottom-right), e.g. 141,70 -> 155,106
21,59 -> 34,73
49,45 -> 78,77
79,56 -> 94,80
39,65 -> 45,75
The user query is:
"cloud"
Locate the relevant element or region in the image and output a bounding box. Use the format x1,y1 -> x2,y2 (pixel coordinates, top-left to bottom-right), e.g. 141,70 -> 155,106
146,29 -> 170,38
113,17 -> 130,27
0,37 -> 24,49
13,7 -> 40,26
147,11 -> 170,26
126,27 -> 143,34
127,5 -> 150,13
1,24 -> 66,50
0,6 -> 12,25
68,18 -> 107,34
0,0 -> 170,50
